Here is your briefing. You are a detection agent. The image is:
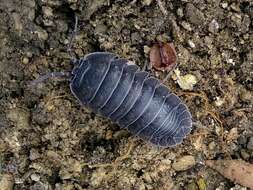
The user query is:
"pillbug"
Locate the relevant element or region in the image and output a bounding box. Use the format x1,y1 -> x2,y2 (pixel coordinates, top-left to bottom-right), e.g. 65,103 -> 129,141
30,52 -> 192,147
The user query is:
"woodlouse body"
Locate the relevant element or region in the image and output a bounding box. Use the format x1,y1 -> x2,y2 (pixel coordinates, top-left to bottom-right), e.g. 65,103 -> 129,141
70,52 -> 192,147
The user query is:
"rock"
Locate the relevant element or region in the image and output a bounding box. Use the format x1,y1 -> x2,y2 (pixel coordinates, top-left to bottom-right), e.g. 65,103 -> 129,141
214,97 -> 225,107
247,137 -> 253,151
29,149 -> 41,161
226,128 -> 239,142
30,173 -> 40,182
42,6 -> 53,17
12,13 -> 23,35
220,2 -> 228,9
174,69 -> 197,90
230,185 -> 247,190
143,45 -> 150,55
22,57 -> 29,64
231,13 -> 242,27
193,136 -> 204,151
0,174 -> 14,190
241,15 -> 251,33
188,40 -> 196,48
181,21 -> 192,31
240,149 -> 250,160
208,141 -> 216,150
208,19 -> 219,33
177,8 -> 184,18
34,28 -> 48,40
230,3 -> 241,12
185,3 -> 205,26
172,155 -> 196,171
239,88 -> 252,103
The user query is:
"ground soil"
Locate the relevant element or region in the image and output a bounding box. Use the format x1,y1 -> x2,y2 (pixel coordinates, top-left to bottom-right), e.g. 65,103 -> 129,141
0,0 -> 252,190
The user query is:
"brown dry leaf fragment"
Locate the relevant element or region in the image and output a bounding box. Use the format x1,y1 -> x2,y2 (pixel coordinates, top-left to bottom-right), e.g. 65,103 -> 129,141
206,159 -> 253,189
150,42 -> 177,71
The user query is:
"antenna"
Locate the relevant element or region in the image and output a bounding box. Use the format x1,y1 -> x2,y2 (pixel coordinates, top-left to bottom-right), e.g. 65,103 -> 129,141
27,72 -> 71,86
27,16 -> 79,86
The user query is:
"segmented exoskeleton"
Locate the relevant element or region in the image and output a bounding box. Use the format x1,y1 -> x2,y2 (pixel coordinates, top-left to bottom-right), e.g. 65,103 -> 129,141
69,52 -> 192,147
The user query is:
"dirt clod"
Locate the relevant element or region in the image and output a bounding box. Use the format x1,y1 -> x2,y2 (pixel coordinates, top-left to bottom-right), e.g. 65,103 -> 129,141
172,155 -> 196,171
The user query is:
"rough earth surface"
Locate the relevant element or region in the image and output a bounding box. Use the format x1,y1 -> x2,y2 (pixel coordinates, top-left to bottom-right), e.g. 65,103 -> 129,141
0,0 -> 252,189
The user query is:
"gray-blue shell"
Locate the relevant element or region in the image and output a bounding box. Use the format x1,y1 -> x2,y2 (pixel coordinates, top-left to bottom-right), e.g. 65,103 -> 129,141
70,52 -> 192,147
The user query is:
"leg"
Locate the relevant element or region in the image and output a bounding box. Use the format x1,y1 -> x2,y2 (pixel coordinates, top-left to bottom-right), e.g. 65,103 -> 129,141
162,62 -> 178,83
162,70 -> 173,83
142,60 -> 152,71
27,71 -> 71,87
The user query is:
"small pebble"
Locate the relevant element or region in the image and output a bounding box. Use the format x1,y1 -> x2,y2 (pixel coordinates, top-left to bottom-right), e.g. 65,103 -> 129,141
240,149 -> 250,160
172,155 -> 196,171
29,149 -> 40,161
226,128 -> 239,142
208,141 -> 216,150
230,185 -> 247,190
177,8 -> 184,17
22,57 -> 29,64
188,40 -> 196,48
231,13 -> 242,26
220,2 -> 228,9
208,19 -> 219,33
42,6 -> 53,17
215,125 -> 222,136
12,13 -> 23,35
230,3 -> 241,12
239,88 -> 252,103
30,174 -> 40,182
181,21 -> 192,31
214,97 -> 225,107
143,45 -> 150,55
174,69 -> 197,90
